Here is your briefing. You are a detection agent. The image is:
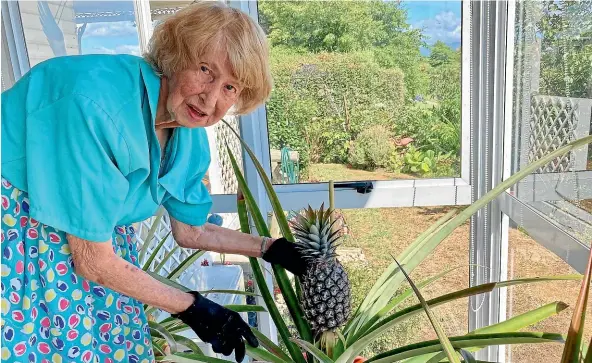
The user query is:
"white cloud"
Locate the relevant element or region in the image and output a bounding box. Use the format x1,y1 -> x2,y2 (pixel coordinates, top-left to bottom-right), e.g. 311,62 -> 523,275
89,46 -> 116,54
414,11 -> 462,45
85,21 -> 138,37
115,45 -> 141,56
87,44 -> 140,56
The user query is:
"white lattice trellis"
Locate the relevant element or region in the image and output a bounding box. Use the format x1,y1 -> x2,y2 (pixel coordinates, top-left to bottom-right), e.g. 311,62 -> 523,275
135,209 -> 206,282
528,95 -> 591,173
214,116 -> 243,195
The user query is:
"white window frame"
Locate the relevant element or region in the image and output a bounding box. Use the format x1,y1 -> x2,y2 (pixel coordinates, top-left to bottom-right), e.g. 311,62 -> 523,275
1,0 -> 29,80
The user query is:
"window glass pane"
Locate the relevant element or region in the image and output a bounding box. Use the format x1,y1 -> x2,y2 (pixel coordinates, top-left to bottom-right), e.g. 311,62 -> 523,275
504,216 -> 592,362
271,205 -> 469,353
259,1 -> 463,184
19,1 -> 141,67
510,1 -> 592,245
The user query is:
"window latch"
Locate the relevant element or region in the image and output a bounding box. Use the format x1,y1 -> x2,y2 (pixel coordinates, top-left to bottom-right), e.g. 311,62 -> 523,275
334,181 -> 373,194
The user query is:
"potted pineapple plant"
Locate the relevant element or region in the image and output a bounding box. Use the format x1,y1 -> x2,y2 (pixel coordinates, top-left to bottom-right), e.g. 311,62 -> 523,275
147,126 -> 592,363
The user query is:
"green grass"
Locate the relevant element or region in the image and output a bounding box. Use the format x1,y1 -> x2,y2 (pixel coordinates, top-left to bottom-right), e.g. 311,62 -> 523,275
305,163 -> 414,183
303,162 -> 458,184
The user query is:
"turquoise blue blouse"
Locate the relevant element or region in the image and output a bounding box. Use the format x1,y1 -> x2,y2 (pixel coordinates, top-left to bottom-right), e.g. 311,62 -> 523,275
1,54 -> 213,242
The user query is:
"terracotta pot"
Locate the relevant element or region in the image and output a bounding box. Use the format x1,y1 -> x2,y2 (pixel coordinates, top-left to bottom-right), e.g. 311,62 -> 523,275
353,356 -> 367,363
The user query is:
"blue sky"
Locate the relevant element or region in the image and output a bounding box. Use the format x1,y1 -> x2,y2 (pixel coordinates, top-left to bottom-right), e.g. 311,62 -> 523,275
402,0 -> 462,52
78,1 -> 462,57
80,20 -> 141,56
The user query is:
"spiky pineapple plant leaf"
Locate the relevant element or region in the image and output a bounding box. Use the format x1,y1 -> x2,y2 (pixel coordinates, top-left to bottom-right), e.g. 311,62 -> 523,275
221,121 -> 591,363
145,123 -> 590,363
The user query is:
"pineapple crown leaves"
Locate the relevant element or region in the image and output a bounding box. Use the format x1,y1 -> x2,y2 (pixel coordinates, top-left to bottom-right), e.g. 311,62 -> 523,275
289,203 -> 342,262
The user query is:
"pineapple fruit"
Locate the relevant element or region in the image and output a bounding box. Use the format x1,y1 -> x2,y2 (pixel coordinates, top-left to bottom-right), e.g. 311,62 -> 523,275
290,204 -> 351,335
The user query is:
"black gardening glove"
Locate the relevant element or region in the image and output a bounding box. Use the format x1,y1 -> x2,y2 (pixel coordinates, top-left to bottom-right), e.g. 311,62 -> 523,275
262,237 -> 309,277
173,291 -> 258,362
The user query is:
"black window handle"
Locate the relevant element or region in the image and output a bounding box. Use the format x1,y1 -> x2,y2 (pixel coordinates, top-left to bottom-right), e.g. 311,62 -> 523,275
334,181 -> 373,194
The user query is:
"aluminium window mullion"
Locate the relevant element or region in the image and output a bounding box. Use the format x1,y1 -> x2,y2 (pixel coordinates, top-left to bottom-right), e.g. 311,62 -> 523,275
1,0 -> 29,79
468,1 -> 509,362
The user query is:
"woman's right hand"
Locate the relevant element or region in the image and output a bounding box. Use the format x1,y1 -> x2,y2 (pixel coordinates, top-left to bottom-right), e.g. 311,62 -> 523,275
174,291 -> 258,362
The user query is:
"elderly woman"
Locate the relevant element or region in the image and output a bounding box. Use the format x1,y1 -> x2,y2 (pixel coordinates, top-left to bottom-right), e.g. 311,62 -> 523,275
0,2 -> 308,362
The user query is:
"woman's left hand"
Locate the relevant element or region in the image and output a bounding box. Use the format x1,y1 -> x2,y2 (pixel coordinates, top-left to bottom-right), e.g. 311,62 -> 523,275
262,237 -> 309,277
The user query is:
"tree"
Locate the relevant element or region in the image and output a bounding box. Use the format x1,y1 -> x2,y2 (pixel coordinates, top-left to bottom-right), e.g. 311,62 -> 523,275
537,0 -> 592,98
258,0 -> 418,53
429,41 -> 459,67
258,1 -> 382,53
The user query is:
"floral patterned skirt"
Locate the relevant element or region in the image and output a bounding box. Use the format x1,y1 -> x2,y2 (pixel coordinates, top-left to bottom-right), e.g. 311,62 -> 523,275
1,177 -> 155,363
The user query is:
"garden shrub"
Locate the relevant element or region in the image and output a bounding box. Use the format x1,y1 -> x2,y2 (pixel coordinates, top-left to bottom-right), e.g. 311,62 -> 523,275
347,125 -> 393,170
266,49 -> 405,170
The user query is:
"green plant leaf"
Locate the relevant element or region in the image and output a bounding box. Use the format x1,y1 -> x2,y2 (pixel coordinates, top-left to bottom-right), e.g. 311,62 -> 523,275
201,289 -> 261,297
424,350 -> 479,363
168,322 -> 191,334
147,270 -> 190,291
246,345 -> 291,363
142,231 -> 172,271
366,332 -> 564,363
228,144 -> 311,358
291,338 -> 335,363
144,271 -> 191,317
223,125 -> 314,342
152,339 -> 166,357
167,250 -> 206,281
459,349 -> 477,363
251,328 -> 293,362
472,301 -> 569,335
425,351 -> 448,363
222,121 -> 296,244
149,320 -> 178,354
392,257 -> 460,363
561,249 -> 592,363
402,301 -> 571,362
347,210 -> 458,340
236,189 -> 306,363
158,315 -> 178,328
352,209 -> 456,321
171,333 -> 204,355
410,350 -> 489,363
352,133 -> 592,339
139,207 -> 165,263
338,275 -> 581,363
333,330 -> 347,359
223,304 -> 266,313
352,264 -> 466,342
153,245 -> 179,275
339,283 -> 497,363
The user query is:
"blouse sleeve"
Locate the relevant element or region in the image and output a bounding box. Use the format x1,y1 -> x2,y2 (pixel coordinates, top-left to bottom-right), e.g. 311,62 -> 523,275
162,176 -> 213,227
25,94 -> 130,242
